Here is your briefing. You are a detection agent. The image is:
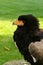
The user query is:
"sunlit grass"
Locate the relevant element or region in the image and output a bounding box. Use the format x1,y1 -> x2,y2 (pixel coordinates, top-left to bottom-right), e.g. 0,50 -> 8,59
0,20 -> 17,35
0,20 -> 23,65
39,18 -> 43,29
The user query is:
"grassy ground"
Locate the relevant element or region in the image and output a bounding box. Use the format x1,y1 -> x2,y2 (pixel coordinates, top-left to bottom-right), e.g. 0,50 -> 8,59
0,0 -> 43,20
0,21 -> 23,65
0,0 -> 43,65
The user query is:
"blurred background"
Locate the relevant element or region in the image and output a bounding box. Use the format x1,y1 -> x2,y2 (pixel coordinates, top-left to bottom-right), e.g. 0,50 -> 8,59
0,0 -> 43,65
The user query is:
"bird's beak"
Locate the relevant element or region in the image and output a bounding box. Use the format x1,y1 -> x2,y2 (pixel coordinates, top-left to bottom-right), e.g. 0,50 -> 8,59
13,20 -> 24,26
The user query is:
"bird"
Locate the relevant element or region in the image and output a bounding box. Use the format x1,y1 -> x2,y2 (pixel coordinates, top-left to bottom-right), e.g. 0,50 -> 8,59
13,14 -> 43,65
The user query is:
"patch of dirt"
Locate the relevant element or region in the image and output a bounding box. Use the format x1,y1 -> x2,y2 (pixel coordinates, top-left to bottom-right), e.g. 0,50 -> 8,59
3,60 -> 30,65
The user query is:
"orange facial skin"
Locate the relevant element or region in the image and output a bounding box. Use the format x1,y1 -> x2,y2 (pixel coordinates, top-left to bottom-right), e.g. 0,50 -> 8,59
13,20 -> 24,26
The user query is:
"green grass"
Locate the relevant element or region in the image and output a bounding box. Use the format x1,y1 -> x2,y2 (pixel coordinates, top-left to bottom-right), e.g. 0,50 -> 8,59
0,0 -> 43,20
0,21 -> 23,65
39,18 -> 43,29
0,0 -> 43,65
